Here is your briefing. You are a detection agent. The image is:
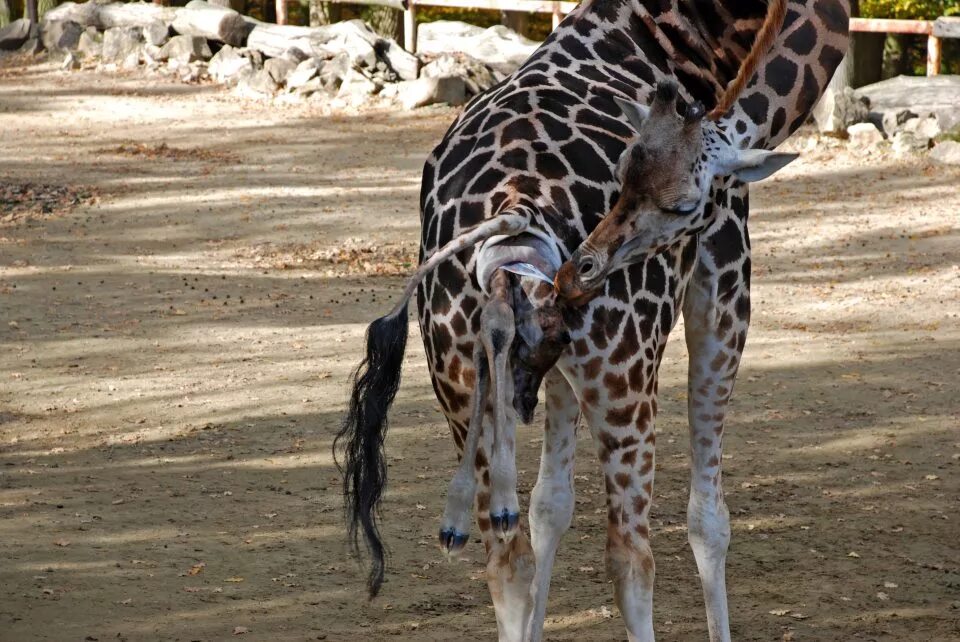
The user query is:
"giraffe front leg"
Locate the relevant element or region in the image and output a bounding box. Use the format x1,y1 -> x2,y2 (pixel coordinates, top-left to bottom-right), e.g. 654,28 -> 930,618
482,270 -> 521,540
580,386 -> 658,642
525,368 -> 579,642
681,255 -> 749,642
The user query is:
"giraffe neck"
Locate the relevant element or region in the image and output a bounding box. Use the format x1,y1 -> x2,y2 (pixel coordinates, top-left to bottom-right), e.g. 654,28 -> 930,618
568,0 -> 850,150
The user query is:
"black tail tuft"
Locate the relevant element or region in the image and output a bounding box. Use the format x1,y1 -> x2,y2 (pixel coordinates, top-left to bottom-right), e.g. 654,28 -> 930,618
334,307 -> 409,598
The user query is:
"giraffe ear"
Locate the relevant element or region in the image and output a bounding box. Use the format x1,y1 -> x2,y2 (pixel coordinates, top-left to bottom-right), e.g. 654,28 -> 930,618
613,96 -> 651,132
721,149 -> 798,183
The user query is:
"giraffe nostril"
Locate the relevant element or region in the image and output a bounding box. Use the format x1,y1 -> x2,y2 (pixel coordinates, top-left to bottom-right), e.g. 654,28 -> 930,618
578,257 -> 596,277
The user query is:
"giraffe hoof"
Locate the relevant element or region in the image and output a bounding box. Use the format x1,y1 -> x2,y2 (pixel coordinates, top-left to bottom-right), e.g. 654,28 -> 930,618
489,509 -> 520,539
438,527 -> 469,554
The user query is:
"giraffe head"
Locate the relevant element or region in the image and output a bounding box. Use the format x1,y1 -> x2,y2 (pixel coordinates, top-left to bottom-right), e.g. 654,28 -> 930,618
554,80 -> 797,304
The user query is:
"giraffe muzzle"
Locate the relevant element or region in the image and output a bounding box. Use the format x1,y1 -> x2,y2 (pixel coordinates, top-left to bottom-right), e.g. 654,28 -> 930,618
554,249 -> 606,305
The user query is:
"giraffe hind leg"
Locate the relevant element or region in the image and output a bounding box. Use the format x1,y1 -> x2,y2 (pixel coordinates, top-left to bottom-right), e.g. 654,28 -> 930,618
439,344 -> 489,555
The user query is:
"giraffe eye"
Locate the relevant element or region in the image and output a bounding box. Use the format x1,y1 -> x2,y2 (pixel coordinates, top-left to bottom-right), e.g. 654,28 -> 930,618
664,200 -> 699,215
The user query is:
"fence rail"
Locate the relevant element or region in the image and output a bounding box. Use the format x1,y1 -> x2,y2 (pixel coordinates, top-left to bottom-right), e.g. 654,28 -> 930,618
326,2 -> 960,72
848,17 -> 960,76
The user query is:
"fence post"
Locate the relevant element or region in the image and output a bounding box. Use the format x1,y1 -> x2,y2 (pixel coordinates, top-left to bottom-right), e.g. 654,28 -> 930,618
927,35 -> 942,75
404,2 -> 418,53
552,2 -> 561,30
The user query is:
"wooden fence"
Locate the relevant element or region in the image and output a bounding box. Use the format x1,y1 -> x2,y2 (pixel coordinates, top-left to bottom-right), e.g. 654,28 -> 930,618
329,1 -> 960,72
849,17 -> 960,76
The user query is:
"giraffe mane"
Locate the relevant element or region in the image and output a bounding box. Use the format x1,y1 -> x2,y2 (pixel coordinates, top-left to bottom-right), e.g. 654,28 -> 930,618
707,0 -> 788,121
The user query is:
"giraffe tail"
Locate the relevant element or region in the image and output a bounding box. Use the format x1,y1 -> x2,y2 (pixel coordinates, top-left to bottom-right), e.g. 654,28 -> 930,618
335,210 -> 530,598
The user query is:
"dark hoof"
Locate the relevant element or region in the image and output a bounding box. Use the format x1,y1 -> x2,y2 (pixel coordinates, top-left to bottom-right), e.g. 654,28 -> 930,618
439,527 -> 469,553
489,509 -> 520,538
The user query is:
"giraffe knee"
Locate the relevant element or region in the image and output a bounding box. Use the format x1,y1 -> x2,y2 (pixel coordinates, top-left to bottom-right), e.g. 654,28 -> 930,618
529,478 -> 574,535
688,491 -> 730,557
605,529 -> 655,590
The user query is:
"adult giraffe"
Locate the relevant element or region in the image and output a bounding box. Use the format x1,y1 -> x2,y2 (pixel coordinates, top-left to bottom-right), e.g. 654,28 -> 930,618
336,1 -> 850,640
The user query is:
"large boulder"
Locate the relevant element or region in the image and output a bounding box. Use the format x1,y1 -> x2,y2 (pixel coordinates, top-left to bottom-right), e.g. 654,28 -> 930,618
76,30 -> 101,59
337,66 -> 380,104
859,75 -> 960,135
0,18 -> 31,51
318,52 -> 349,93
813,85 -> 870,135
159,34 -> 212,63
142,20 -> 170,47
420,52 -> 499,96
929,140 -> 960,165
41,19 -> 84,53
846,122 -> 884,155
264,56 -> 295,84
101,26 -> 143,65
397,75 -> 467,110
208,44 -> 255,84
237,67 -> 280,96
286,57 -> 320,90
417,21 -> 538,76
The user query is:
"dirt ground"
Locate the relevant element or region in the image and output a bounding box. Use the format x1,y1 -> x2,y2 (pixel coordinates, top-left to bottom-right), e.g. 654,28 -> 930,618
1,60 -> 958,642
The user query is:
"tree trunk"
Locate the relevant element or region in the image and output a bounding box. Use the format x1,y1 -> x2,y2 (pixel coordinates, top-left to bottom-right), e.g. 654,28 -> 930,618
172,0 -> 251,46
850,33 -> 883,87
308,0 -> 323,27
275,0 -> 286,24
26,0 -> 38,24
364,5 -> 400,41
500,10 -> 528,37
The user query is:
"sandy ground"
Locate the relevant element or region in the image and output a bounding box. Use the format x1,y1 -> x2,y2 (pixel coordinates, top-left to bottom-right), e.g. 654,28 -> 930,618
1,60 -> 958,642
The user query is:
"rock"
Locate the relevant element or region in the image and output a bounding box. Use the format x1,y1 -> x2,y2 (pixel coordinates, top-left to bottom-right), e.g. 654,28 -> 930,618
238,68 -> 279,96
294,76 -> 324,97
377,38 -> 418,81
880,108 -> 918,137
76,30 -> 101,59
19,37 -> 44,56
286,57 -> 320,90
311,19 -> 380,69
319,52 -> 349,92
264,56 -> 295,84
891,130 -> 929,155
159,34 -> 212,63
397,75 -> 467,110
420,52 -> 498,96
282,46 -> 309,64
0,19 -> 31,51
142,43 -> 162,69
179,60 -> 206,82
41,19 -> 84,52
903,115 -> 941,142
208,44 -> 254,84
337,67 -> 380,104
243,48 -> 264,69
417,21 -> 538,76
61,51 -> 81,70
846,122 -> 884,154
143,20 -> 170,47
101,26 -> 143,65
813,85 -> 870,134
929,140 -> 960,165
121,49 -> 141,70
860,75 -> 960,135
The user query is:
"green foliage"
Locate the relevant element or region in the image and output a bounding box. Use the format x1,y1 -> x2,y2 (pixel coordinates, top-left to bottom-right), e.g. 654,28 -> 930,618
860,0 -> 960,19
37,0 -> 57,19
0,0 -> 9,27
